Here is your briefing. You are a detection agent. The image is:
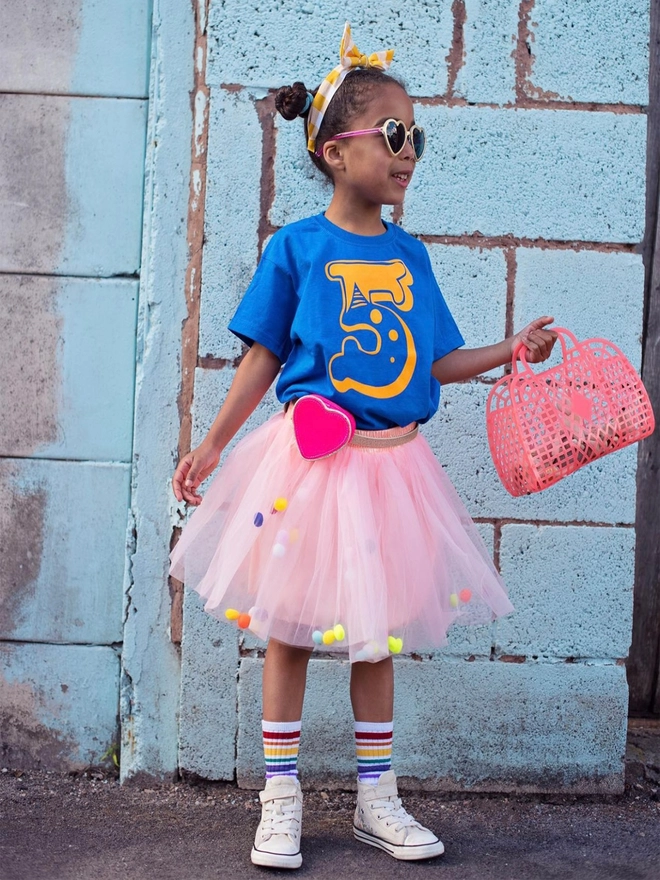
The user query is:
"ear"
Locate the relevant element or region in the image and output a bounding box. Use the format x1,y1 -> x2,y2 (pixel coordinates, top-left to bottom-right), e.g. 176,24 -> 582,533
321,140 -> 346,174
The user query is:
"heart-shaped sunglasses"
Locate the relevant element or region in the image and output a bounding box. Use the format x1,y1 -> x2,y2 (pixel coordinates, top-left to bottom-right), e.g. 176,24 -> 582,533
316,118 -> 426,161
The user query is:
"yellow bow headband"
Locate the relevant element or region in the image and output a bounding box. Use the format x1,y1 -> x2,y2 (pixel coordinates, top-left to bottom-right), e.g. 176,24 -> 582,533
307,22 -> 395,154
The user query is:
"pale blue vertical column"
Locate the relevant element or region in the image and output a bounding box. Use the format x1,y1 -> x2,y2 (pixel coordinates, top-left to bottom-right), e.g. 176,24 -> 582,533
120,0 -> 194,780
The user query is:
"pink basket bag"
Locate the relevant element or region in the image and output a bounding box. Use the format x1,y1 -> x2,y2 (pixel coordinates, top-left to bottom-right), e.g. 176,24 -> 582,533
486,327 -> 655,497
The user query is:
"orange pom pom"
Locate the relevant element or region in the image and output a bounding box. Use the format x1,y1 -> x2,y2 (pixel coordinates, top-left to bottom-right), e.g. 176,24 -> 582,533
237,613 -> 251,629
459,589 -> 472,603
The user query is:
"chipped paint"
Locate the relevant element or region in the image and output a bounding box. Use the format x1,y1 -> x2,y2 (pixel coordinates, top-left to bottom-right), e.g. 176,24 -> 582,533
515,0 -> 562,102
445,0 -> 467,98
255,92 -> 277,258
177,0 -> 211,462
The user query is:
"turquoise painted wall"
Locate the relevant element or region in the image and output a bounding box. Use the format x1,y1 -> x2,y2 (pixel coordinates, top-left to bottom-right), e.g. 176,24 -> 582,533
0,2 -> 152,770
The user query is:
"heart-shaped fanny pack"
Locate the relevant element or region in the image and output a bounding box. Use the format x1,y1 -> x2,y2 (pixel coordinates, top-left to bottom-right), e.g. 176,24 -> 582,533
291,395 -> 356,460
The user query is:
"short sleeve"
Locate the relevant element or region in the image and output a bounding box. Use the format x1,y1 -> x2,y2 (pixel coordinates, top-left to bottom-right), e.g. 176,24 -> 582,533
228,246 -> 299,364
423,251 -> 465,361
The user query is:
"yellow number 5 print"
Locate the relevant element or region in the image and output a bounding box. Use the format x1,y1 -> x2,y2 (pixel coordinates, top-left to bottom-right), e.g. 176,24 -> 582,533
326,260 -> 417,399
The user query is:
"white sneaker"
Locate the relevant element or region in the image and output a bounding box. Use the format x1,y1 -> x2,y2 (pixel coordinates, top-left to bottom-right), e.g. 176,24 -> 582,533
353,771 -> 445,861
251,775 -> 303,869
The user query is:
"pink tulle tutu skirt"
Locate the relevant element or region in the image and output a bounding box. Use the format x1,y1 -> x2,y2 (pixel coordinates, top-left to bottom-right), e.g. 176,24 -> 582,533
169,412 -> 513,662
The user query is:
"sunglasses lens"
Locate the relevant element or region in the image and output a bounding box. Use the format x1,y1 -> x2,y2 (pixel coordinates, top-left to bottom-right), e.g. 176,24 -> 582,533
384,120 -> 406,155
412,126 -> 425,160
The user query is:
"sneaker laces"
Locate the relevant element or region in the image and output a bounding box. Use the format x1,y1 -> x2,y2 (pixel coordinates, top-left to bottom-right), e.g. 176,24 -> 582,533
261,796 -> 301,838
368,795 -> 424,832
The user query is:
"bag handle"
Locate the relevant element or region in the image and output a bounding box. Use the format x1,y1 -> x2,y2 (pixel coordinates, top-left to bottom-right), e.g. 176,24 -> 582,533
511,326 -> 579,374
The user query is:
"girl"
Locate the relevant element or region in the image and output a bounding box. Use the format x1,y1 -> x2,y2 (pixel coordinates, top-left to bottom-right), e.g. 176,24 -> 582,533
170,24 -> 556,870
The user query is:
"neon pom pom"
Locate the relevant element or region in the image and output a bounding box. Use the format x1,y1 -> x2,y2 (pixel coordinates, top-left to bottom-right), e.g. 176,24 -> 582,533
253,512 -> 264,527
459,589 -> 472,603
225,608 -> 240,620
312,630 -> 324,645
449,593 -> 459,608
237,613 -> 251,629
333,624 -> 345,641
273,497 -> 288,512
272,543 -> 286,557
322,629 -> 336,645
289,528 -> 300,543
388,636 -> 403,654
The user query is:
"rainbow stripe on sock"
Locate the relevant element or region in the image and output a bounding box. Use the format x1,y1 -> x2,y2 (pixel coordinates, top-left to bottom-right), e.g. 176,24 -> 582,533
262,720 -> 301,779
355,721 -> 393,784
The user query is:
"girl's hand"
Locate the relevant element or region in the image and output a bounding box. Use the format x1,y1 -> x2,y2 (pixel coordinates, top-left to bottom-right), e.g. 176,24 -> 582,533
172,440 -> 222,506
510,316 -> 558,364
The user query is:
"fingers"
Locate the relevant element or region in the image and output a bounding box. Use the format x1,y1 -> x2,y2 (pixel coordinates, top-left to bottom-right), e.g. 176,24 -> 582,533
172,455 -> 192,502
172,454 -> 205,506
522,327 -> 558,363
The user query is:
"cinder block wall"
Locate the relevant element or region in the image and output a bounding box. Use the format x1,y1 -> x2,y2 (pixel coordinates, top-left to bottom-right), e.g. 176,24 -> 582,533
0,2 -> 151,769
177,0 -> 649,793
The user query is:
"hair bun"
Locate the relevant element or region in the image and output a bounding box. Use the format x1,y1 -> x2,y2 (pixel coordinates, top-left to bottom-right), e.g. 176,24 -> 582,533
275,81 -> 313,121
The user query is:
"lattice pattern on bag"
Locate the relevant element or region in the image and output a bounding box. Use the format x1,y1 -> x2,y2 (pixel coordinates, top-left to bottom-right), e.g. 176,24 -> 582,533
486,328 -> 655,496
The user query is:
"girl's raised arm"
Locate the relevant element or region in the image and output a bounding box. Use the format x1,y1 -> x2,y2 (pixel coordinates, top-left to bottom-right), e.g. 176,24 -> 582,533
172,342 -> 281,505
431,317 -> 557,385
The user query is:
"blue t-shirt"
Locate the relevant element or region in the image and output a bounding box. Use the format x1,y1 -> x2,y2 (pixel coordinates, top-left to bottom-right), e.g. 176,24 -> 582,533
229,214 -> 465,430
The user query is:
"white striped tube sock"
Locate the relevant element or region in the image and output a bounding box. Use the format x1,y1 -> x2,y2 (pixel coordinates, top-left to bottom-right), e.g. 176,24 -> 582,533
262,719 -> 301,779
355,720 -> 393,784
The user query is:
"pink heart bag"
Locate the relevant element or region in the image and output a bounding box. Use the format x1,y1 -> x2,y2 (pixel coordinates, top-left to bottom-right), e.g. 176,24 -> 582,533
291,395 -> 356,461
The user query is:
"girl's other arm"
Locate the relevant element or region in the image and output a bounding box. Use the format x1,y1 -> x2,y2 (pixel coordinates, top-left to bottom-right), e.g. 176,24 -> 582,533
172,342 -> 281,505
432,316 -> 557,385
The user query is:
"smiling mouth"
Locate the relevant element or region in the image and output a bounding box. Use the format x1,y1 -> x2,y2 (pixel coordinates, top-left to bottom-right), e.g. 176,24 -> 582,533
393,172 -> 411,187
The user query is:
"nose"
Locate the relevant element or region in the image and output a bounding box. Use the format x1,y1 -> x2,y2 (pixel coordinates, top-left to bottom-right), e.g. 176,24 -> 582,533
400,134 -> 416,162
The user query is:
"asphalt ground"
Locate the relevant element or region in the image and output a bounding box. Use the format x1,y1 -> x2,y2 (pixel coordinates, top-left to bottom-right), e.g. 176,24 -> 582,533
1,722 -> 659,880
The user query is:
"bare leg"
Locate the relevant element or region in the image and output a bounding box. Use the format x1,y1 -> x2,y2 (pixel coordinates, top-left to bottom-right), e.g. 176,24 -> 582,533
262,638 -> 313,721
350,656 -> 394,722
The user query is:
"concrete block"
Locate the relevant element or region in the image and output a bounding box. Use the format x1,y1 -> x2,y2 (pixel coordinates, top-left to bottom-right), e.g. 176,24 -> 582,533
454,0 -> 520,104
207,3 -> 453,96
527,0 -> 649,105
0,1 -> 151,97
497,524 -> 634,658
0,95 -> 147,275
270,112 -> 333,229
425,244 -> 507,377
394,658 -> 628,792
0,275 -> 138,461
178,589 -> 239,780
200,89 -> 263,360
421,381 -> 638,523
405,106 -> 646,243
0,642 -> 120,771
0,459 -> 130,644
236,656 -> 627,792
515,248 -> 644,370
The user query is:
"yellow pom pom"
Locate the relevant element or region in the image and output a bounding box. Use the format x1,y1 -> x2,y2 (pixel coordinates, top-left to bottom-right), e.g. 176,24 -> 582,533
449,593 -> 459,609
388,636 -> 403,654
273,497 -> 288,512
322,629 -> 336,646
225,608 -> 240,620
333,624 -> 345,642
289,528 -> 300,543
